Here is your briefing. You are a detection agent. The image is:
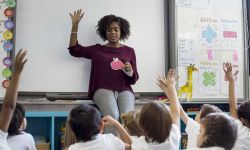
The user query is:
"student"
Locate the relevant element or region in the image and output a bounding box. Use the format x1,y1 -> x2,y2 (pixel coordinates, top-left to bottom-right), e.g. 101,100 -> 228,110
67,104 -> 131,150
193,113 -> 237,150
0,49 -> 27,150
68,9 -> 139,134
121,110 -> 143,138
180,104 -> 222,148
130,69 -> 181,150
224,62 -> 250,150
64,118 -> 77,150
7,103 -> 36,150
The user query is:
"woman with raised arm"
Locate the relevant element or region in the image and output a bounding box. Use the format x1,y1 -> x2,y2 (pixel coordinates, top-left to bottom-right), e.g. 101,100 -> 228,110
68,9 -> 139,134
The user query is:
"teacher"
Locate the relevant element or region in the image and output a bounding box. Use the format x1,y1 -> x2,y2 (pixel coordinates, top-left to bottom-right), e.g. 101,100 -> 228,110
68,9 -> 139,133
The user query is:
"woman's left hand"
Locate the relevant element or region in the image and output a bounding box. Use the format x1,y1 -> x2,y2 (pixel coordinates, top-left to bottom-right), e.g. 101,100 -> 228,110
123,62 -> 133,72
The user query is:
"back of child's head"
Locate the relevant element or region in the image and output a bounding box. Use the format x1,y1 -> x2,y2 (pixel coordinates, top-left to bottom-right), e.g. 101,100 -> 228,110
200,104 -> 222,120
238,100 -> 250,126
68,104 -> 101,142
8,103 -> 25,136
199,113 -> 237,150
121,110 -> 143,137
139,101 -> 172,143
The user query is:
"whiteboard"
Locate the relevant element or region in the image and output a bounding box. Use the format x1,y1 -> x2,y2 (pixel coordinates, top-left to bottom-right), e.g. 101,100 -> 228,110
175,0 -> 246,100
15,0 -> 165,93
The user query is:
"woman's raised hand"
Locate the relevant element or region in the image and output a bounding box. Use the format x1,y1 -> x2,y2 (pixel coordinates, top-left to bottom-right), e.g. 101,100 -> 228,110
69,9 -> 84,25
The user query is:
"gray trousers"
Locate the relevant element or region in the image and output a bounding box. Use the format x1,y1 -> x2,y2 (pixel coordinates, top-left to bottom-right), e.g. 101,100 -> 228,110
93,88 -> 135,134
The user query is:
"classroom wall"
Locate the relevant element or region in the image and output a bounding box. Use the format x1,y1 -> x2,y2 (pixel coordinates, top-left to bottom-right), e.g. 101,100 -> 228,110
15,0 -> 166,93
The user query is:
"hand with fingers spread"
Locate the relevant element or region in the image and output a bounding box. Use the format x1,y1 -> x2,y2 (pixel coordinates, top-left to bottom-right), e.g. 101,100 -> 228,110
223,62 -> 239,82
69,9 -> 84,25
157,69 -> 177,92
14,49 -> 28,74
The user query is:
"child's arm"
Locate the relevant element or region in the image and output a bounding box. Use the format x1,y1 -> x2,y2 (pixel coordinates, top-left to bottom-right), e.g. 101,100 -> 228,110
223,62 -> 238,119
0,49 -> 27,132
157,69 -> 180,126
102,115 -> 132,145
180,106 -> 190,125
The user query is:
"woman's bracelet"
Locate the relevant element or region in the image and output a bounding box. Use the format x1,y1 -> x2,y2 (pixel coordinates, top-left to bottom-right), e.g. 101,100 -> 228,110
71,32 -> 78,34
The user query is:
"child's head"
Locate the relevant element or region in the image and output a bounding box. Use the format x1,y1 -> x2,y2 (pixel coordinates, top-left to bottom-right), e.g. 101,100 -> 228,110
8,103 -> 26,136
121,110 -> 142,137
68,104 -> 102,142
195,104 -> 222,123
197,113 -> 237,150
139,102 -> 172,143
238,100 -> 250,128
96,15 -> 130,42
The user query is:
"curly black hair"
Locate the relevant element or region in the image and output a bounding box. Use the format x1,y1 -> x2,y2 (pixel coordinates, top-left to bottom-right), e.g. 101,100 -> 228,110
96,15 -> 130,41
238,100 -> 250,124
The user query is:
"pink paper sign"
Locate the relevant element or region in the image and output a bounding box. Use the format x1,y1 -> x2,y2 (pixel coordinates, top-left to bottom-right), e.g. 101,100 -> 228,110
223,31 -> 237,38
111,58 -> 124,70
208,49 -> 212,60
233,50 -> 238,62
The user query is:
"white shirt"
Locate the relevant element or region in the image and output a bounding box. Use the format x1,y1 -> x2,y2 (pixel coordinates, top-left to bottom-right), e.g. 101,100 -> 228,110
190,147 -> 225,150
131,124 -> 181,150
68,134 -> 125,150
0,129 -> 11,150
185,118 -> 200,149
232,119 -> 250,150
7,131 -> 36,150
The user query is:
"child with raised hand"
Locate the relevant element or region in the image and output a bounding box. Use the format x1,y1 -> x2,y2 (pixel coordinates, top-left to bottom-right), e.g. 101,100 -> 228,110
129,69 -> 181,150
224,62 -> 250,150
7,103 -> 36,150
0,49 -> 27,150
180,103 -> 222,148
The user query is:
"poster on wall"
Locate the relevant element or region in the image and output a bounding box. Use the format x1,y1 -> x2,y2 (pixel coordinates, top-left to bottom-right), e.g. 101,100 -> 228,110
198,62 -> 221,94
198,17 -> 220,50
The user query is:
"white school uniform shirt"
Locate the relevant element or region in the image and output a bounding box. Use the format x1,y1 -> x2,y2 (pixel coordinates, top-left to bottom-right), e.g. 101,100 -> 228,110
185,118 -> 200,149
190,147 -> 225,150
0,129 -> 11,150
68,134 -> 125,150
232,119 -> 250,150
7,131 -> 36,150
131,124 -> 181,150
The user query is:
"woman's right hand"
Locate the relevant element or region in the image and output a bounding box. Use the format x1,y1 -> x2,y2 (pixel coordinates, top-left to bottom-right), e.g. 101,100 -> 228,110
69,9 -> 84,25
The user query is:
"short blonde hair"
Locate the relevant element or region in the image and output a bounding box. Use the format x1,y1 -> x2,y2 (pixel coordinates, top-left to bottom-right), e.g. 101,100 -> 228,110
64,118 -> 77,150
121,110 -> 142,137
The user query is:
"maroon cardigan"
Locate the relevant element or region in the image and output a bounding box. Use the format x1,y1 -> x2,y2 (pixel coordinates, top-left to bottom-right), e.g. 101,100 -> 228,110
68,43 -> 139,98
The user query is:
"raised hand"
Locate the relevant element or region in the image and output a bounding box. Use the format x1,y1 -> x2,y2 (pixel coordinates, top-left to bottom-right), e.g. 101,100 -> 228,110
69,9 -> 84,25
14,49 -> 27,74
165,69 -> 177,87
157,69 -> 177,91
223,62 -> 239,82
157,75 -> 168,92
